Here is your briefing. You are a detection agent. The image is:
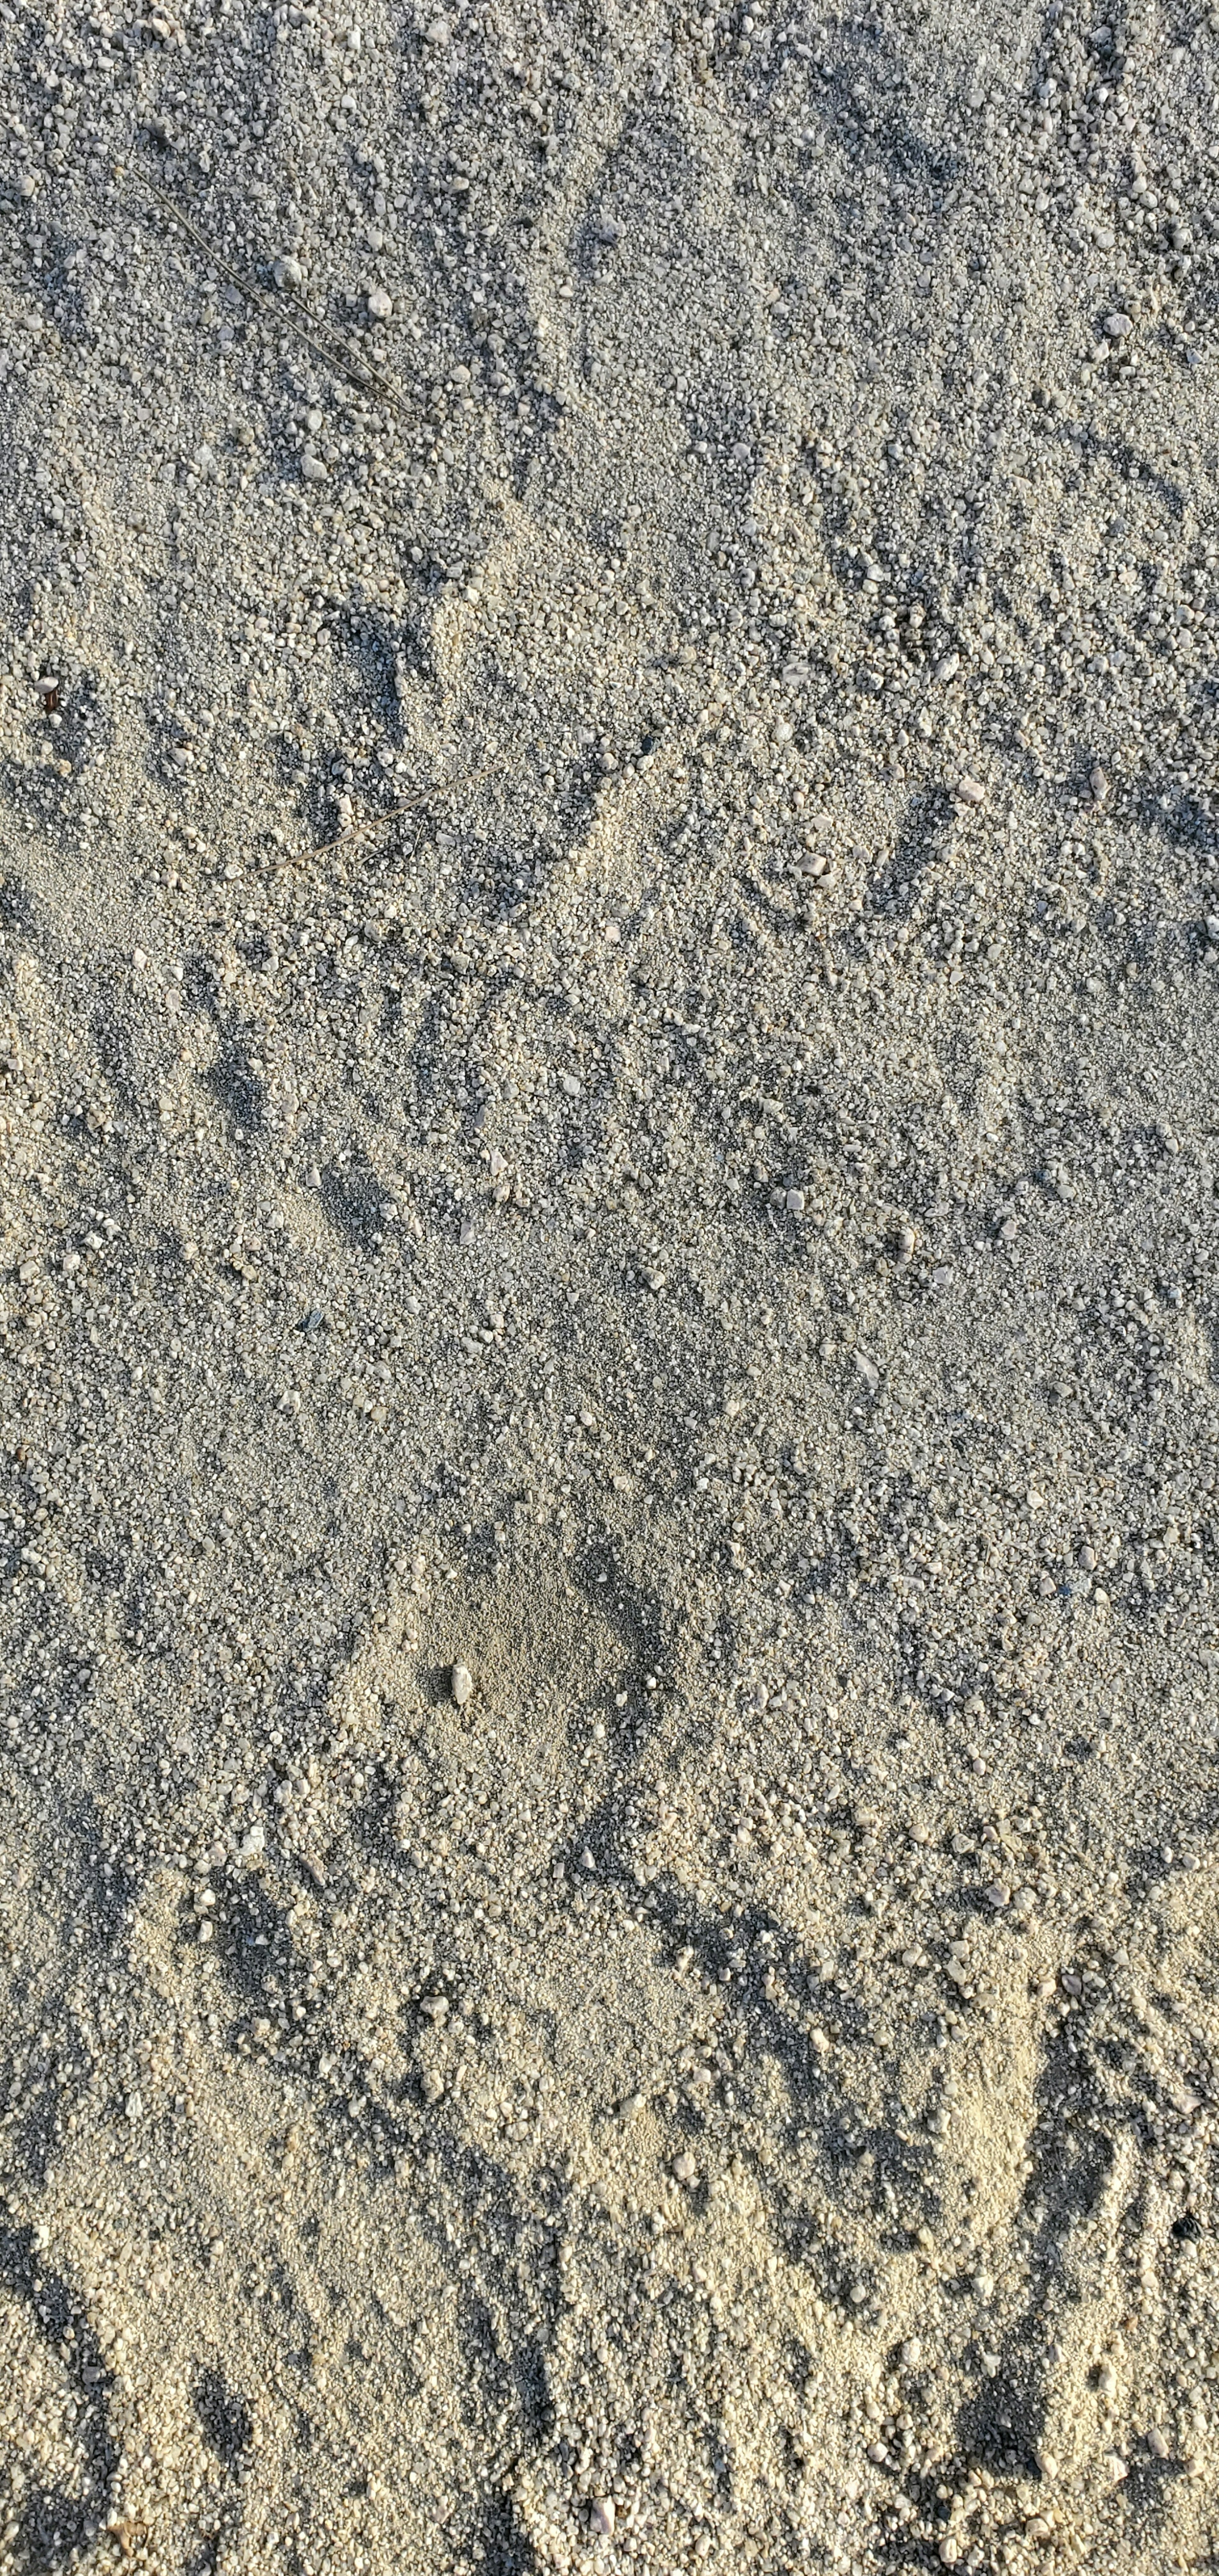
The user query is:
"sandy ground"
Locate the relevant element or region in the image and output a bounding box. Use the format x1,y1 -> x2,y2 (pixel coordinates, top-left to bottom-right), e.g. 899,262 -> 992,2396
1,0 -> 1218,2570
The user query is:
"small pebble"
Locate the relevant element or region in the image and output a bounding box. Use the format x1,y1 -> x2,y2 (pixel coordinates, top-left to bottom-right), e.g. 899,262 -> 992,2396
673,2152 -> 697,2185
451,1661 -> 473,1707
589,2497 -> 616,2538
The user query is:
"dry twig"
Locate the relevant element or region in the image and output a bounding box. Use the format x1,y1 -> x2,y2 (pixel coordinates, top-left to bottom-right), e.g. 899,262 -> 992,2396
301,763 -> 494,860
132,163 -> 403,412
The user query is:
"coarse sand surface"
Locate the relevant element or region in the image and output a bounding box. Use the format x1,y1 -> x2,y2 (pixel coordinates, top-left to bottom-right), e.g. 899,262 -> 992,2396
1,1 -> 1219,2569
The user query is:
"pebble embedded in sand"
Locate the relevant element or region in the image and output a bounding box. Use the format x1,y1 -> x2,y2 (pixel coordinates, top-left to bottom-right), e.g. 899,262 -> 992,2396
673,2152 -> 697,2185
589,2497 -> 615,2537
451,1662 -> 474,1706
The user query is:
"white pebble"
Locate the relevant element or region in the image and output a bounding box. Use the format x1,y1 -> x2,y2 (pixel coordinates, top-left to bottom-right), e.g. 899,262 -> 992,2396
589,2497 -> 616,2538
673,2151 -> 697,2185
368,286 -> 393,320
451,1661 -> 473,1707
272,254 -> 304,290
957,774 -> 985,806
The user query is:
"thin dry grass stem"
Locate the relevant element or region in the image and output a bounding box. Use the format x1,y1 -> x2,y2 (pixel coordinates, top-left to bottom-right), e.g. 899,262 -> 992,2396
301,763 -> 495,860
132,164 -> 404,412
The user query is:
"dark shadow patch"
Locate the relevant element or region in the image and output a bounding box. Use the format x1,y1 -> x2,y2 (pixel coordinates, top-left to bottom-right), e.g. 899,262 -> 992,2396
0,1982 -> 95,2189
572,1542 -> 669,1757
272,731 -> 305,789
1123,2451 -> 1185,2517
195,2365 -> 253,2465
0,742 -> 79,840
0,2207 -> 119,2565
867,783 -> 955,918
0,874 -> 37,941
319,1152 -> 390,1251
466,2488 -> 541,2575
204,1041 -> 265,1137
1138,777 -> 1218,862
952,2357 -> 1044,2481
213,1870 -> 289,2006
